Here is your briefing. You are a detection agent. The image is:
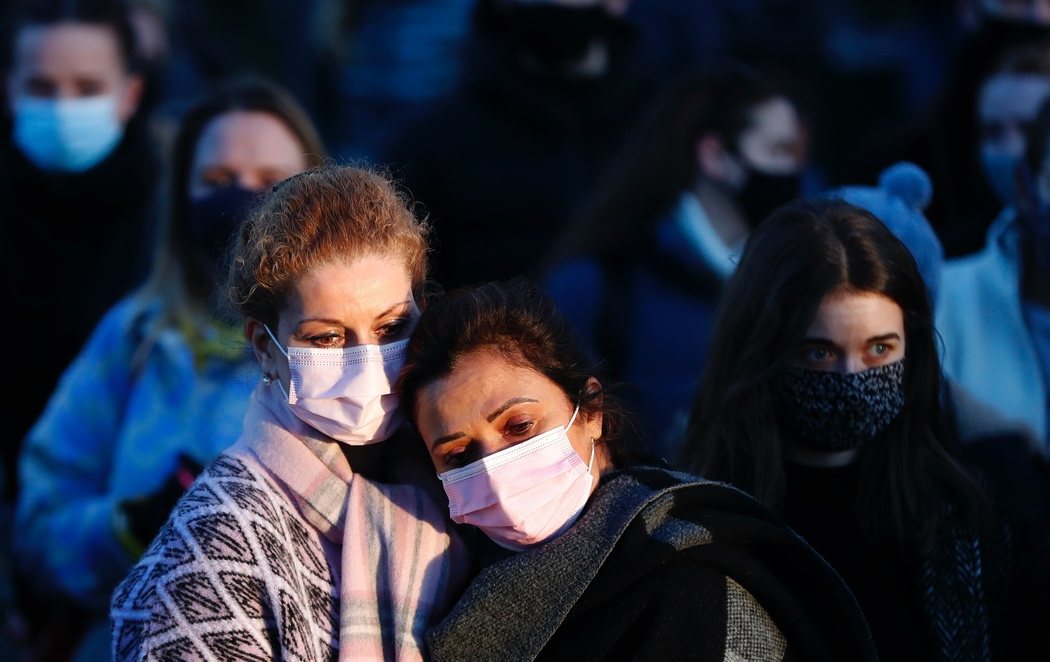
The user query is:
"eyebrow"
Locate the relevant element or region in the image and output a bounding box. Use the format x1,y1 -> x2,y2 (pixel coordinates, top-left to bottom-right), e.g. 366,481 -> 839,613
486,397 -> 538,422
429,397 -> 539,451
376,300 -> 414,319
295,300 -> 415,328
802,333 -> 902,345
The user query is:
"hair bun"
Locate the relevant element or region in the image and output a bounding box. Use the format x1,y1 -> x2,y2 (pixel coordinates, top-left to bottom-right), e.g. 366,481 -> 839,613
878,161 -> 932,211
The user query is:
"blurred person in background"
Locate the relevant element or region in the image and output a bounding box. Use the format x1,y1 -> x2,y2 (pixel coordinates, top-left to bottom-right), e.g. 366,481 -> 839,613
144,0 -> 330,133
878,1 -> 1050,257
10,76 -> 324,661
542,64 -> 809,458
387,0 -> 652,291
319,0 -> 476,165
974,41 -> 1050,224
936,46 -> 1050,451
0,0 -> 160,506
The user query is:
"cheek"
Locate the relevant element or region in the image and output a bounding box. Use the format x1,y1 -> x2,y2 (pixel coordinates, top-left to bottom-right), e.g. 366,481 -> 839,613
115,76 -> 142,122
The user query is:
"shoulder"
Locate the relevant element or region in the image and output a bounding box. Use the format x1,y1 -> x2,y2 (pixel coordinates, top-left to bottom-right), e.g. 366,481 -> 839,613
593,467 -> 879,660
169,453 -> 300,534
86,295 -> 156,342
600,466 -> 772,524
550,557 -> 789,661
112,453 -> 336,658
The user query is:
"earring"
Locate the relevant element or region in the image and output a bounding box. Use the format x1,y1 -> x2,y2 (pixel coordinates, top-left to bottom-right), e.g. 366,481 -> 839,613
262,373 -> 273,385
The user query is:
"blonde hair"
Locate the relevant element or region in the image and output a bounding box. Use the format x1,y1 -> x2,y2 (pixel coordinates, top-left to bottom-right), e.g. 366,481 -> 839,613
225,163 -> 430,326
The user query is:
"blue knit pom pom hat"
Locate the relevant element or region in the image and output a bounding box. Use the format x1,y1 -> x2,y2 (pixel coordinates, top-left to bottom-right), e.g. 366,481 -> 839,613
825,161 -> 944,305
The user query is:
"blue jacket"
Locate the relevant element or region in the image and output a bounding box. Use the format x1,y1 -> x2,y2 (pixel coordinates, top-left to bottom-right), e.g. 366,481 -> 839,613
15,295 -> 257,609
935,207 -> 1047,448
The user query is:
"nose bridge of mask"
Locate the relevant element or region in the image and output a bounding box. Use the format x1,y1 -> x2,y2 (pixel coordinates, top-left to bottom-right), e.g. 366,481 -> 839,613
293,346 -> 401,396
440,405 -> 585,515
439,404 -> 582,483
262,323 -> 404,397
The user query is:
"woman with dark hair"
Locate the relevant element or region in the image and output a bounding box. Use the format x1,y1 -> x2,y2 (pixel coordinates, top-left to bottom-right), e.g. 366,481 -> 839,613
678,197 -> 1032,661
12,76 -> 323,659
397,277 -> 878,661
542,63 -> 809,459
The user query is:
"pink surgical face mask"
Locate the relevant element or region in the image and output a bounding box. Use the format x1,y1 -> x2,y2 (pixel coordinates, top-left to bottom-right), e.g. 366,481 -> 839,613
437,405 -> 595,551
264,324 -> 406,445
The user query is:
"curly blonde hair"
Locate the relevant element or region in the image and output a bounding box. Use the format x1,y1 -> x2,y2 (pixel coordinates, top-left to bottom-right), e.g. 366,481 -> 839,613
225,163 -> 430,326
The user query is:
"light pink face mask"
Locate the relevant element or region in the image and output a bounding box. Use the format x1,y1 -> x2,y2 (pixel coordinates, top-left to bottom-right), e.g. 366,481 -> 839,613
265,324 -> 407,445
437,406 -> 595,551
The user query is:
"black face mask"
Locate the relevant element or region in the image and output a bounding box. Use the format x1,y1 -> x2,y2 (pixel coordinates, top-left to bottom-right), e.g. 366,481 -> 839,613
184,185 -> 259,279
505,4 -> 628,68
772,359 -> 906,453
736,166 -> 802,228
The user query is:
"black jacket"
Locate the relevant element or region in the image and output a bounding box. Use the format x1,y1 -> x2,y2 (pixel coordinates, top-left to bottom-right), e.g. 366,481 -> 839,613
427,466 -> 878,661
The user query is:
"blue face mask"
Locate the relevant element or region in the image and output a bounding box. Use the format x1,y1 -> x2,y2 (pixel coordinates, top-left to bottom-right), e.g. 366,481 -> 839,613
12,95 -> 124,173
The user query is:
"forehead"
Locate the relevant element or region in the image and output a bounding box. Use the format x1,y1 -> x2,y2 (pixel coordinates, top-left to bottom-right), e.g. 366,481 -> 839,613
192,110 -> 306,170
806,291 -> 904,339
416,348 -> 567,430
979,74 -> 1050,119
743,97 -> 802,139
11,22 -> 125,77
284,254 -> 412,318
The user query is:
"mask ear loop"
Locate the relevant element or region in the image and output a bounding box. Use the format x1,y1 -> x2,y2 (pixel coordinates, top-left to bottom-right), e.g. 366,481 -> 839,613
566,403 -> 581,430
262,324 -> 292,400
262,323 -> 289,359
567,404 -> 596,471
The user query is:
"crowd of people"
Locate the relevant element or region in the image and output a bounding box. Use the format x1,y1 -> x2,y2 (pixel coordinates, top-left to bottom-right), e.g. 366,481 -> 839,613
1,0 -> 1049,660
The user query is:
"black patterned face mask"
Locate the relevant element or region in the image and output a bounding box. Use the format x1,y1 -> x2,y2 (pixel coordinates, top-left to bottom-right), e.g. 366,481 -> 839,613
772,359 -> 906,452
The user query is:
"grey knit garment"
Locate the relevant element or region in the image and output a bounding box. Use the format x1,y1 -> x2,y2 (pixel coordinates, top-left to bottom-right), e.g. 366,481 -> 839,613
425,469 -> 787,661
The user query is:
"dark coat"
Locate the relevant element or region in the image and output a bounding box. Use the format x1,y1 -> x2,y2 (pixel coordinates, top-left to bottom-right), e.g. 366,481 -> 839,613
427,466 -> 878,661
387,31 -> 652,291
543,211 -> 725,458
0,119 -> 159,498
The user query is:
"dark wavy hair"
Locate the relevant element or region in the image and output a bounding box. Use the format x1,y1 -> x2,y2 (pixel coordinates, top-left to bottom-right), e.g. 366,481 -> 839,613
398,277 -> 642,468
677,197 -> 987,553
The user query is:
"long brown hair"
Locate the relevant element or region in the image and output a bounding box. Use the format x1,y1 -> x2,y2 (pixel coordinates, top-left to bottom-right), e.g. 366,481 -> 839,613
677,197 -> 987,553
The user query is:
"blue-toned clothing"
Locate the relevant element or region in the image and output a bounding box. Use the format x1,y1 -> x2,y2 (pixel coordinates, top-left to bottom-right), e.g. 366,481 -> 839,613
14,295 -> 257,609
544,192 -> 740,459
935,208 -> 1047,449
1023,300 -> 1050,443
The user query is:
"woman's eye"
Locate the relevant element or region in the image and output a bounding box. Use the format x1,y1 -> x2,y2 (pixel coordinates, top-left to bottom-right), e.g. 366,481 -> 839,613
24,78 -> 55,96
872,343 -> 888,355
377,317 -> 411,339
75,80 -> 105,97
804,347 -> 832,362
443,446 -> 476,470
202,174 -> 234,189
505,420 -> 534,437
310,333 -> 342,348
